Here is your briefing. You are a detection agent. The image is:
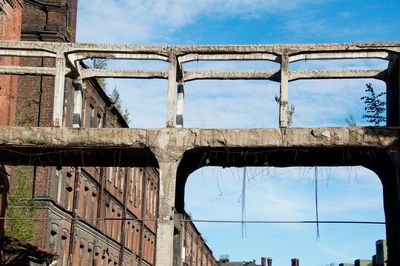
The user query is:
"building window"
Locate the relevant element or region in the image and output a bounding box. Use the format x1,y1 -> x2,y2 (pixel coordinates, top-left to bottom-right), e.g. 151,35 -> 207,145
88,105 -> 94,128
129,169 -> 135,202
120,168 -> 125,192
114,167 -> 119,188
107,167 -> 113,183
97,113 -> 102,128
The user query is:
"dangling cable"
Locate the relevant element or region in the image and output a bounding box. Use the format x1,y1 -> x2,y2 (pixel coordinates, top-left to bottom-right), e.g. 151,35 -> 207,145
315,166 -> 320,239
241,167 -> 247,238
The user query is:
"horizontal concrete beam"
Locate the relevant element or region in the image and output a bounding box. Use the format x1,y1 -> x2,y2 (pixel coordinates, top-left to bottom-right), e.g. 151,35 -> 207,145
67,52 -> 169,62
288,69 -> 387,81
0,49 -> 56,58
179,53 -> 280,63
80,68 -> 168,79
0,65 -> 56,76
289,51 -> 393,62
1,41 -> 399,57
183,70 -> 280,82
0,127 -> 397,148
0,127 -> 398,166
182,69 -> 387,82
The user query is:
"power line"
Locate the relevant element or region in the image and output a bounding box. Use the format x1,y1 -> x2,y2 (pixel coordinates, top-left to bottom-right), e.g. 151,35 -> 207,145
189,219 -> 385,224
0,216 -> 385,224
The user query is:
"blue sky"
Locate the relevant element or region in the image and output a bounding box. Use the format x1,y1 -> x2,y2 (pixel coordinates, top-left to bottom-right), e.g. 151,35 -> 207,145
77,1 -> 399,265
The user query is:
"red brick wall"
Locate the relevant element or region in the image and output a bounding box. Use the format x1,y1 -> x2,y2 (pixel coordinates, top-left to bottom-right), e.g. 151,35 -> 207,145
21,0 -> 77,42
0,0 -> 22,126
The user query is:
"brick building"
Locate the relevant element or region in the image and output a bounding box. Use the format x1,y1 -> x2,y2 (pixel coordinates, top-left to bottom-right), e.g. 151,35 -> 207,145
0,0 -> 22,126
180,212 -> 216,266
0,1 -> 217,265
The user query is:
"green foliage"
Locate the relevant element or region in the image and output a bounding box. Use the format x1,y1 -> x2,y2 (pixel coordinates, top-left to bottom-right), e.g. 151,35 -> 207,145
6,166 -> 36,242
92,58 -> 107,89
345,113 -> 357,127
275,95 -> 295,127
91,59 -> 131,124
360,83 -> 386,126
15,113 -> 34,127
110,87 -> 130,124
66,26 -> 74,38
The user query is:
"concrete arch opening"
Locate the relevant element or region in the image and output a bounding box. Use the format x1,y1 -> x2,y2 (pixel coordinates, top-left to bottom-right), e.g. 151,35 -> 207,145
184,165 -> 385,265
174,146 -> 400,266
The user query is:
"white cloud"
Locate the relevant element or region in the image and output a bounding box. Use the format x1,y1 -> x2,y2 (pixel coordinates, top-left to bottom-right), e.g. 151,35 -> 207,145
77,0 -> 329,43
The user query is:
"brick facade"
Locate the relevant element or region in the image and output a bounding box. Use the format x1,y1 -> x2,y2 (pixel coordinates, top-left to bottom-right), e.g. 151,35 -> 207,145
0,0 -> 22,126
0,1 -> 216,265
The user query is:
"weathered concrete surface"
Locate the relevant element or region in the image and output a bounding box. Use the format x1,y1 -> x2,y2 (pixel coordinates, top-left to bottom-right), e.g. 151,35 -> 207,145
1,126 -> 400,266
0,127 -> 398,149
1,41 -> 399,128
0,126 -> 398,166
0,126 -> 398,170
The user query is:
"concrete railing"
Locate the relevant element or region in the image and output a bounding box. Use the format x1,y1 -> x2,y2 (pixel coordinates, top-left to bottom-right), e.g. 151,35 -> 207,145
1,41 -> 399,128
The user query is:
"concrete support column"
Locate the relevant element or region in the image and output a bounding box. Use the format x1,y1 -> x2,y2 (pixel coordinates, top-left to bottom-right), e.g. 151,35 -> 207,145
386,56 -> 400,126
155,161 -> 179,266
176,81 -> 184,128
279,52 -> 289,128
72,77 -> 83,128
166,54 -> 177,128
53,52 -> 66,127
382,150 -> 400,266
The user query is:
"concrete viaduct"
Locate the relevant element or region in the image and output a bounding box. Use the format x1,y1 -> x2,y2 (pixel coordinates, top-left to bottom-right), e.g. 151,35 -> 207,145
1,41 -> 400,266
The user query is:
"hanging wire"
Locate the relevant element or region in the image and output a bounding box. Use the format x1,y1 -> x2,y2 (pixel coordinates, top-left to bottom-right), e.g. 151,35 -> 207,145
241,167 -> 247,238
315,166 -> 320,240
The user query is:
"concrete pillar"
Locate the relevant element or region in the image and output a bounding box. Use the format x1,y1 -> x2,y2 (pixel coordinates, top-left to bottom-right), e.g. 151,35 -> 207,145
386,56 -> 400,126
166,54 -> 177,128
279,52 -> 289,128
53,52 -> 66,127
72,79 -> 83,128
155,161 -> 179,266
176,81 -> 184,128
381,151 -> 400,266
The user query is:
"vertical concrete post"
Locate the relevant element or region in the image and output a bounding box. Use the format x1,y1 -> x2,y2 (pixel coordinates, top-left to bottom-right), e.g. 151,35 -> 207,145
166,54 -> 177,128
176,81 -> 184,128
72,63 -> 84,128
386,56 -> 400,126
155,161 -> 179,266
381,155 -> 400,266
279,52 -> 289,128
53,51 -> 66,127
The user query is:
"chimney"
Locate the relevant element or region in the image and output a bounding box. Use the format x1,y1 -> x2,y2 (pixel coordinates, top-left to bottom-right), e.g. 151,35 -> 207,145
261,257 -> 266,266
267,257 -> 272,266
291,258 -> 299,266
